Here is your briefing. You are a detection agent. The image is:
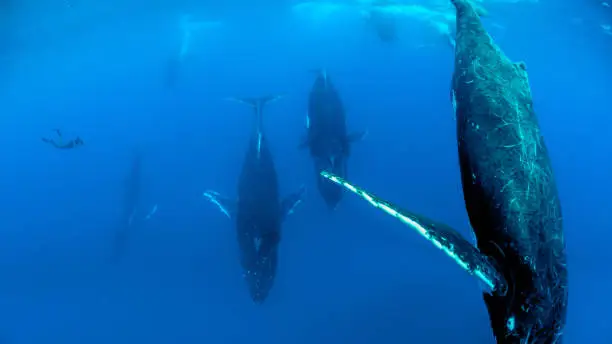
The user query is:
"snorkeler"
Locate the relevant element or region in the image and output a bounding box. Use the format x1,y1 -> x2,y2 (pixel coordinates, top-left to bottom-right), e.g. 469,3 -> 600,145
41,129 -> 84,149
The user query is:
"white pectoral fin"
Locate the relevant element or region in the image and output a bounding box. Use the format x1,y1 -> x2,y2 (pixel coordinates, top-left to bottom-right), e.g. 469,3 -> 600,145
203,190 -> 235,219
347,130 -> 368,143
143,204 -> 158,221
319,171 -> 507,296
281,185 -> 307,221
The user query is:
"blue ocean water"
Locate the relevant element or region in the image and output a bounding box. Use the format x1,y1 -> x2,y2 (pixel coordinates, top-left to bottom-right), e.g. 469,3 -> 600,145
0,0 -> 611,343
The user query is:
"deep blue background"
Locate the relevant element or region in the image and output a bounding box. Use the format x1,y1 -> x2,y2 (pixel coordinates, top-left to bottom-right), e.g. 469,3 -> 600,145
0,0 -> 610,343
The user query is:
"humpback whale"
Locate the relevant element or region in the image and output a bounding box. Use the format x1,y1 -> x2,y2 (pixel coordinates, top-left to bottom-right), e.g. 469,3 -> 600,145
164,17 -> 193,89
321,0 -> 567,342
364,0 -> 399,42
451,0 -> 567,341
203,96 -> 305,303
111,150 -> 142,262
111,150 -> 157,262
164,16 -> 221,89
301,70 -> 366,210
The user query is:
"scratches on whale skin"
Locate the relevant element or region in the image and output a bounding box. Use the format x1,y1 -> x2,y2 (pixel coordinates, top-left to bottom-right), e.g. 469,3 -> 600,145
451,0 -> 567,341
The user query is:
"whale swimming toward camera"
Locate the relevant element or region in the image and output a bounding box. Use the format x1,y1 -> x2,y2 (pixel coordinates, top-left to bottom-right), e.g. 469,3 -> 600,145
321,0 -> 567,342
301,70 -> 366,210
203,95 -> 305,303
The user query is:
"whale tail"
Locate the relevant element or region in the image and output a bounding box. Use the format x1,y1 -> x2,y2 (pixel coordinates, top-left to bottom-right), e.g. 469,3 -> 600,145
227,95 -> 284,134
320,170 -> 508,296
227,95 -> 284,110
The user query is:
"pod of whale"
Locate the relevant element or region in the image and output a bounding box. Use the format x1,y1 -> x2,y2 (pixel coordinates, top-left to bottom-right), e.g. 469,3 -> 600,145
321,0 -> 568,342
71,0 -> 570,338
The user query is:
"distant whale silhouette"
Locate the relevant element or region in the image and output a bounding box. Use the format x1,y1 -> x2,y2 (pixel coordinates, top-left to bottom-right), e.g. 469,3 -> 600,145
163,17 -> 193,90
321,0 -> 567,342
203,95 -> 305,303
163,16 -> 222,89
363,0 -> 399,42
111,150 -> 157,262
301,69 -> 366,210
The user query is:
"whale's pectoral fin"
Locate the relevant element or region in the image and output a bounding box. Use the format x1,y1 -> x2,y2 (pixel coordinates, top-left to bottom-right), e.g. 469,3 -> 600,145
143,204 -> 158,221
203,190 -> 235,219
347,130 -> 368,143
281,185 -> 307,221
320,171 -> 508,295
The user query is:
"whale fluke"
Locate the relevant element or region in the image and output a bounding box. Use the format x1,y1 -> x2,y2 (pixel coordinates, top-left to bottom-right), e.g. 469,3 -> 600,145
227,95 -> 285,158
226,95 -> 285,110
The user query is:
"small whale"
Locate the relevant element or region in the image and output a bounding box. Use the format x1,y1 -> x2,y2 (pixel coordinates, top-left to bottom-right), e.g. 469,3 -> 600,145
111,150 -> 158,263
111,149 -> 143,262
163,15 -> 222,89
300,69 -> 366,210
163,15 -> 194,89
203,95 -> 305,303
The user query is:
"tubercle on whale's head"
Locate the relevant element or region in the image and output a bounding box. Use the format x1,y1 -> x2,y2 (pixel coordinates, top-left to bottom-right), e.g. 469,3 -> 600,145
244,263 -> 276,304
242,235 -> 281,304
